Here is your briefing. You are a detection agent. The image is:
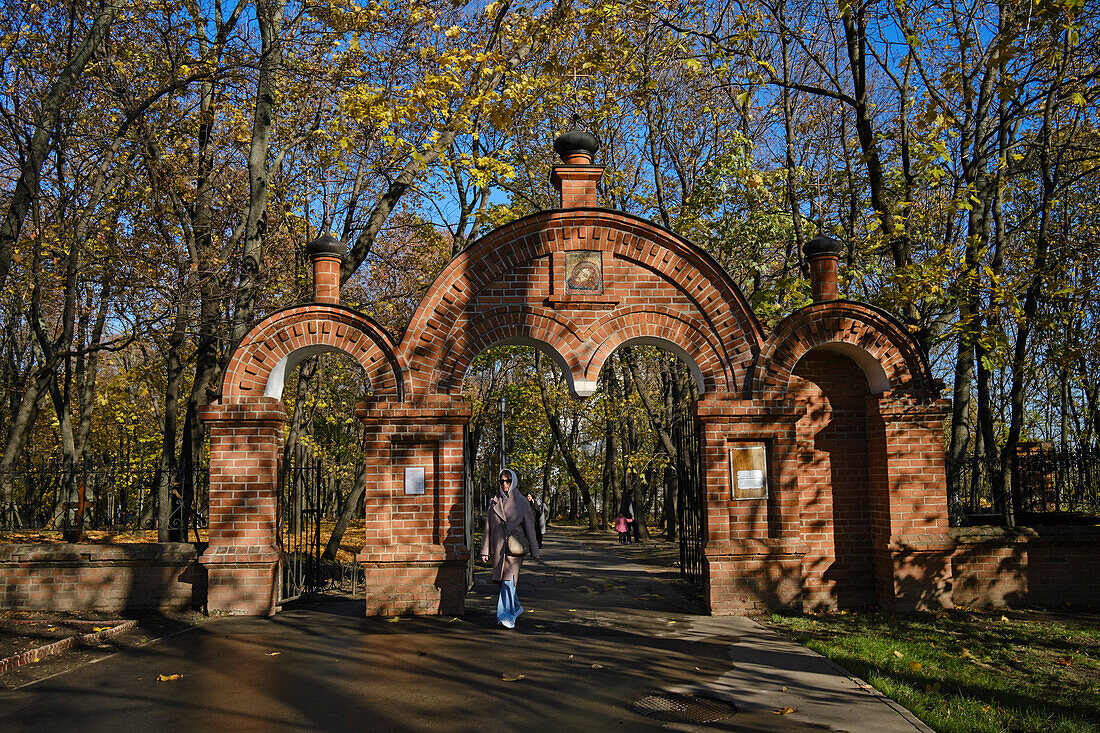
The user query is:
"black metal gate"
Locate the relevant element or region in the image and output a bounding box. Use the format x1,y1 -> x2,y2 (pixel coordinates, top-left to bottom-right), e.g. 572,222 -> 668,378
674,405 -> 705,585
277,445 -> 363,605
463,423 -> 476,590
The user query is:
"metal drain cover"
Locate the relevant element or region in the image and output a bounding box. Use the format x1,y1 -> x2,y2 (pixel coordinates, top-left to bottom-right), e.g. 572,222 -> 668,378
631,693 -> 736,723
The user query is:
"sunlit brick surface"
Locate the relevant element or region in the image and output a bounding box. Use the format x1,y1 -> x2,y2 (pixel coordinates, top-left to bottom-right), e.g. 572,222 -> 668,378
199,164 -> 961,617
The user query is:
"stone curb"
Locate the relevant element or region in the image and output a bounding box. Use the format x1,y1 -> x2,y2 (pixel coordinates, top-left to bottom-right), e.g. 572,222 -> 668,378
0,619 -> 137,674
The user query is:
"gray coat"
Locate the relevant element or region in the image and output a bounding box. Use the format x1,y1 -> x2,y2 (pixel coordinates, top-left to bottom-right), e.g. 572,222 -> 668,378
480,493 -> 540,582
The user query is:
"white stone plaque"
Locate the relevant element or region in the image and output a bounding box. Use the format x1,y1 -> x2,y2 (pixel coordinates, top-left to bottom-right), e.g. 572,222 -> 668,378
737,470 -> 764,491
404,466 -> 425,495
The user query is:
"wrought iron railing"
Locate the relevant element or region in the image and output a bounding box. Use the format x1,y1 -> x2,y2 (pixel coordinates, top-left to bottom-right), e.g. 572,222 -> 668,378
0,456 -> 208,539
948,445 -> 1100,525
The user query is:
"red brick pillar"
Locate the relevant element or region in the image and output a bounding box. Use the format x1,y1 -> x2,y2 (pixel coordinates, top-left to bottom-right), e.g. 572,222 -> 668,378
198,398 -> 286,616
866,396 -> 955,611
551,120 -> 604,208
803,235 -> 845,302
355,397 -> 472,616
307,233 -> 344,305
696,398 -> 804,614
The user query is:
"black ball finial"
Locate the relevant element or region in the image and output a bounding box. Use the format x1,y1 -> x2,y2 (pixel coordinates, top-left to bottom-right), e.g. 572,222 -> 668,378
553,114 -> 600,163
803,234 -> 845,259
306,233 -> 344,258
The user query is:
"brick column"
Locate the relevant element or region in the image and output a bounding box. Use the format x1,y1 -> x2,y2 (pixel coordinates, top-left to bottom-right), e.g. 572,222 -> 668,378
198,398 -> 285,616
307,233 -> 344,305
551,165 -> 604,208
696,398 -> 804,614
355,397 -> 472,616
551,119 -> 604,208
803,235 -> 845,302
866,396 -> 955,611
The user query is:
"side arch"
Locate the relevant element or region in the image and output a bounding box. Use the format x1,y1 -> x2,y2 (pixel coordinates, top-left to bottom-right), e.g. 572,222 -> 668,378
222,304 -> 404,402
581,306 -> 730,394
749,301 -> 936,402
433,305 -> 585,396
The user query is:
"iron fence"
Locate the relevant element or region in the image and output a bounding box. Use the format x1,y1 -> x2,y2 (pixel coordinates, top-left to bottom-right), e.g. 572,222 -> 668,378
0,456 -> 208,538
278,446 -> 364,603
949,445 -> 1100,525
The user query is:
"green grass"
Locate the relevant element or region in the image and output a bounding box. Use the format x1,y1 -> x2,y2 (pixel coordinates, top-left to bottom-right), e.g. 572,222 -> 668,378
763,607 -> 1100,733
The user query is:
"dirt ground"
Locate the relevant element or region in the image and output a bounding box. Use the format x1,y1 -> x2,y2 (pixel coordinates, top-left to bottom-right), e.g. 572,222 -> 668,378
0,518 -> 367,563
0,611 -> 130,660
0,610 -> 210,689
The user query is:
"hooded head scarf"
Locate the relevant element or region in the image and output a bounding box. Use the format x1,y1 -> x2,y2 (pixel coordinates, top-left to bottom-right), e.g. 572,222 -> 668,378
496,468 -> 530,527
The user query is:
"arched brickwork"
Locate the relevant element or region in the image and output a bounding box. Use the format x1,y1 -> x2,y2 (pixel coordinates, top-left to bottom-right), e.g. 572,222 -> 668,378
203,168 -> 956,617
222,304 -> 403,402
399,209 -> 763,399
748,300 -> 936,402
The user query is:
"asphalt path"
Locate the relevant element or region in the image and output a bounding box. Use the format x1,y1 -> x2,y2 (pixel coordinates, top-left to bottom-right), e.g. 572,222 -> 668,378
0,528 -> 931,732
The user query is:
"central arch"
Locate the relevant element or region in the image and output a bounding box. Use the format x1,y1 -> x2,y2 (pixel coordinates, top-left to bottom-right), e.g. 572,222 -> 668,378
400,208 -> 764,400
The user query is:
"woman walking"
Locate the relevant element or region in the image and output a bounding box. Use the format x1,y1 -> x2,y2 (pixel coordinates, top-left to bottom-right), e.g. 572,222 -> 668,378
480,468 -> 541,629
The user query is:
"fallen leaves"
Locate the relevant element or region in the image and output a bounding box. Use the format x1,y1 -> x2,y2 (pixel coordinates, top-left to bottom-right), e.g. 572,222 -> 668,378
773,706 -> 798,715
384,617 -> 400,623
265,651 -> 281,656
502,673 -> 525,682
1056,656 -> 1074,667
156,673 -> 182,682
893,650 -> 904,658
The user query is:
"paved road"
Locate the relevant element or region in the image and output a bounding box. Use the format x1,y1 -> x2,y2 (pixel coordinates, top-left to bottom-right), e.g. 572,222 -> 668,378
0,529 -> 931,732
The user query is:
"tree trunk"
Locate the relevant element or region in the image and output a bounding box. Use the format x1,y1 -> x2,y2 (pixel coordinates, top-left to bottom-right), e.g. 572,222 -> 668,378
537,356 -> 598,529
232,0 -> 287,345
0,0 -> 120,290
156,295 -> 188,542
322,462 -> 365,563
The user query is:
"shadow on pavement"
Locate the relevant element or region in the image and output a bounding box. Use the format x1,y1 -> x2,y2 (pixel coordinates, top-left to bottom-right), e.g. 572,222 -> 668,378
0,528 -> 931,733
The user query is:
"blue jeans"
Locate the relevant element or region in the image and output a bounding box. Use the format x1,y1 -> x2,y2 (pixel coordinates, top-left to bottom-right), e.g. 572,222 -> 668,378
496,579 -> 523,627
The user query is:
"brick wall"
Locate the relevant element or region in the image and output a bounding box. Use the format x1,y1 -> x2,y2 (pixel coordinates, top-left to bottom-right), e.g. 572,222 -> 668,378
705,543 -> 802,613
200,178 -> 964,618
951,526 -> 1100,608
749,302 -> 953,613
696,398 -> 804,614
222,304 -> 402,403
0,544 -> 203,612
790,352 -> 875,610
399,208 -> 763,400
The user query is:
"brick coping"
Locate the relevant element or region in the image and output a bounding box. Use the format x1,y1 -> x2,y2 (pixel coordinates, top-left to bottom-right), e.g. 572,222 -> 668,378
951,524 -> 1100,543
0,543 -> 202,562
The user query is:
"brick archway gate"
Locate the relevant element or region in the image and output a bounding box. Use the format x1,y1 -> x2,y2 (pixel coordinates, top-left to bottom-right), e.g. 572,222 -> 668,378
202,140 -> 955,616
199,292 -> 404,615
